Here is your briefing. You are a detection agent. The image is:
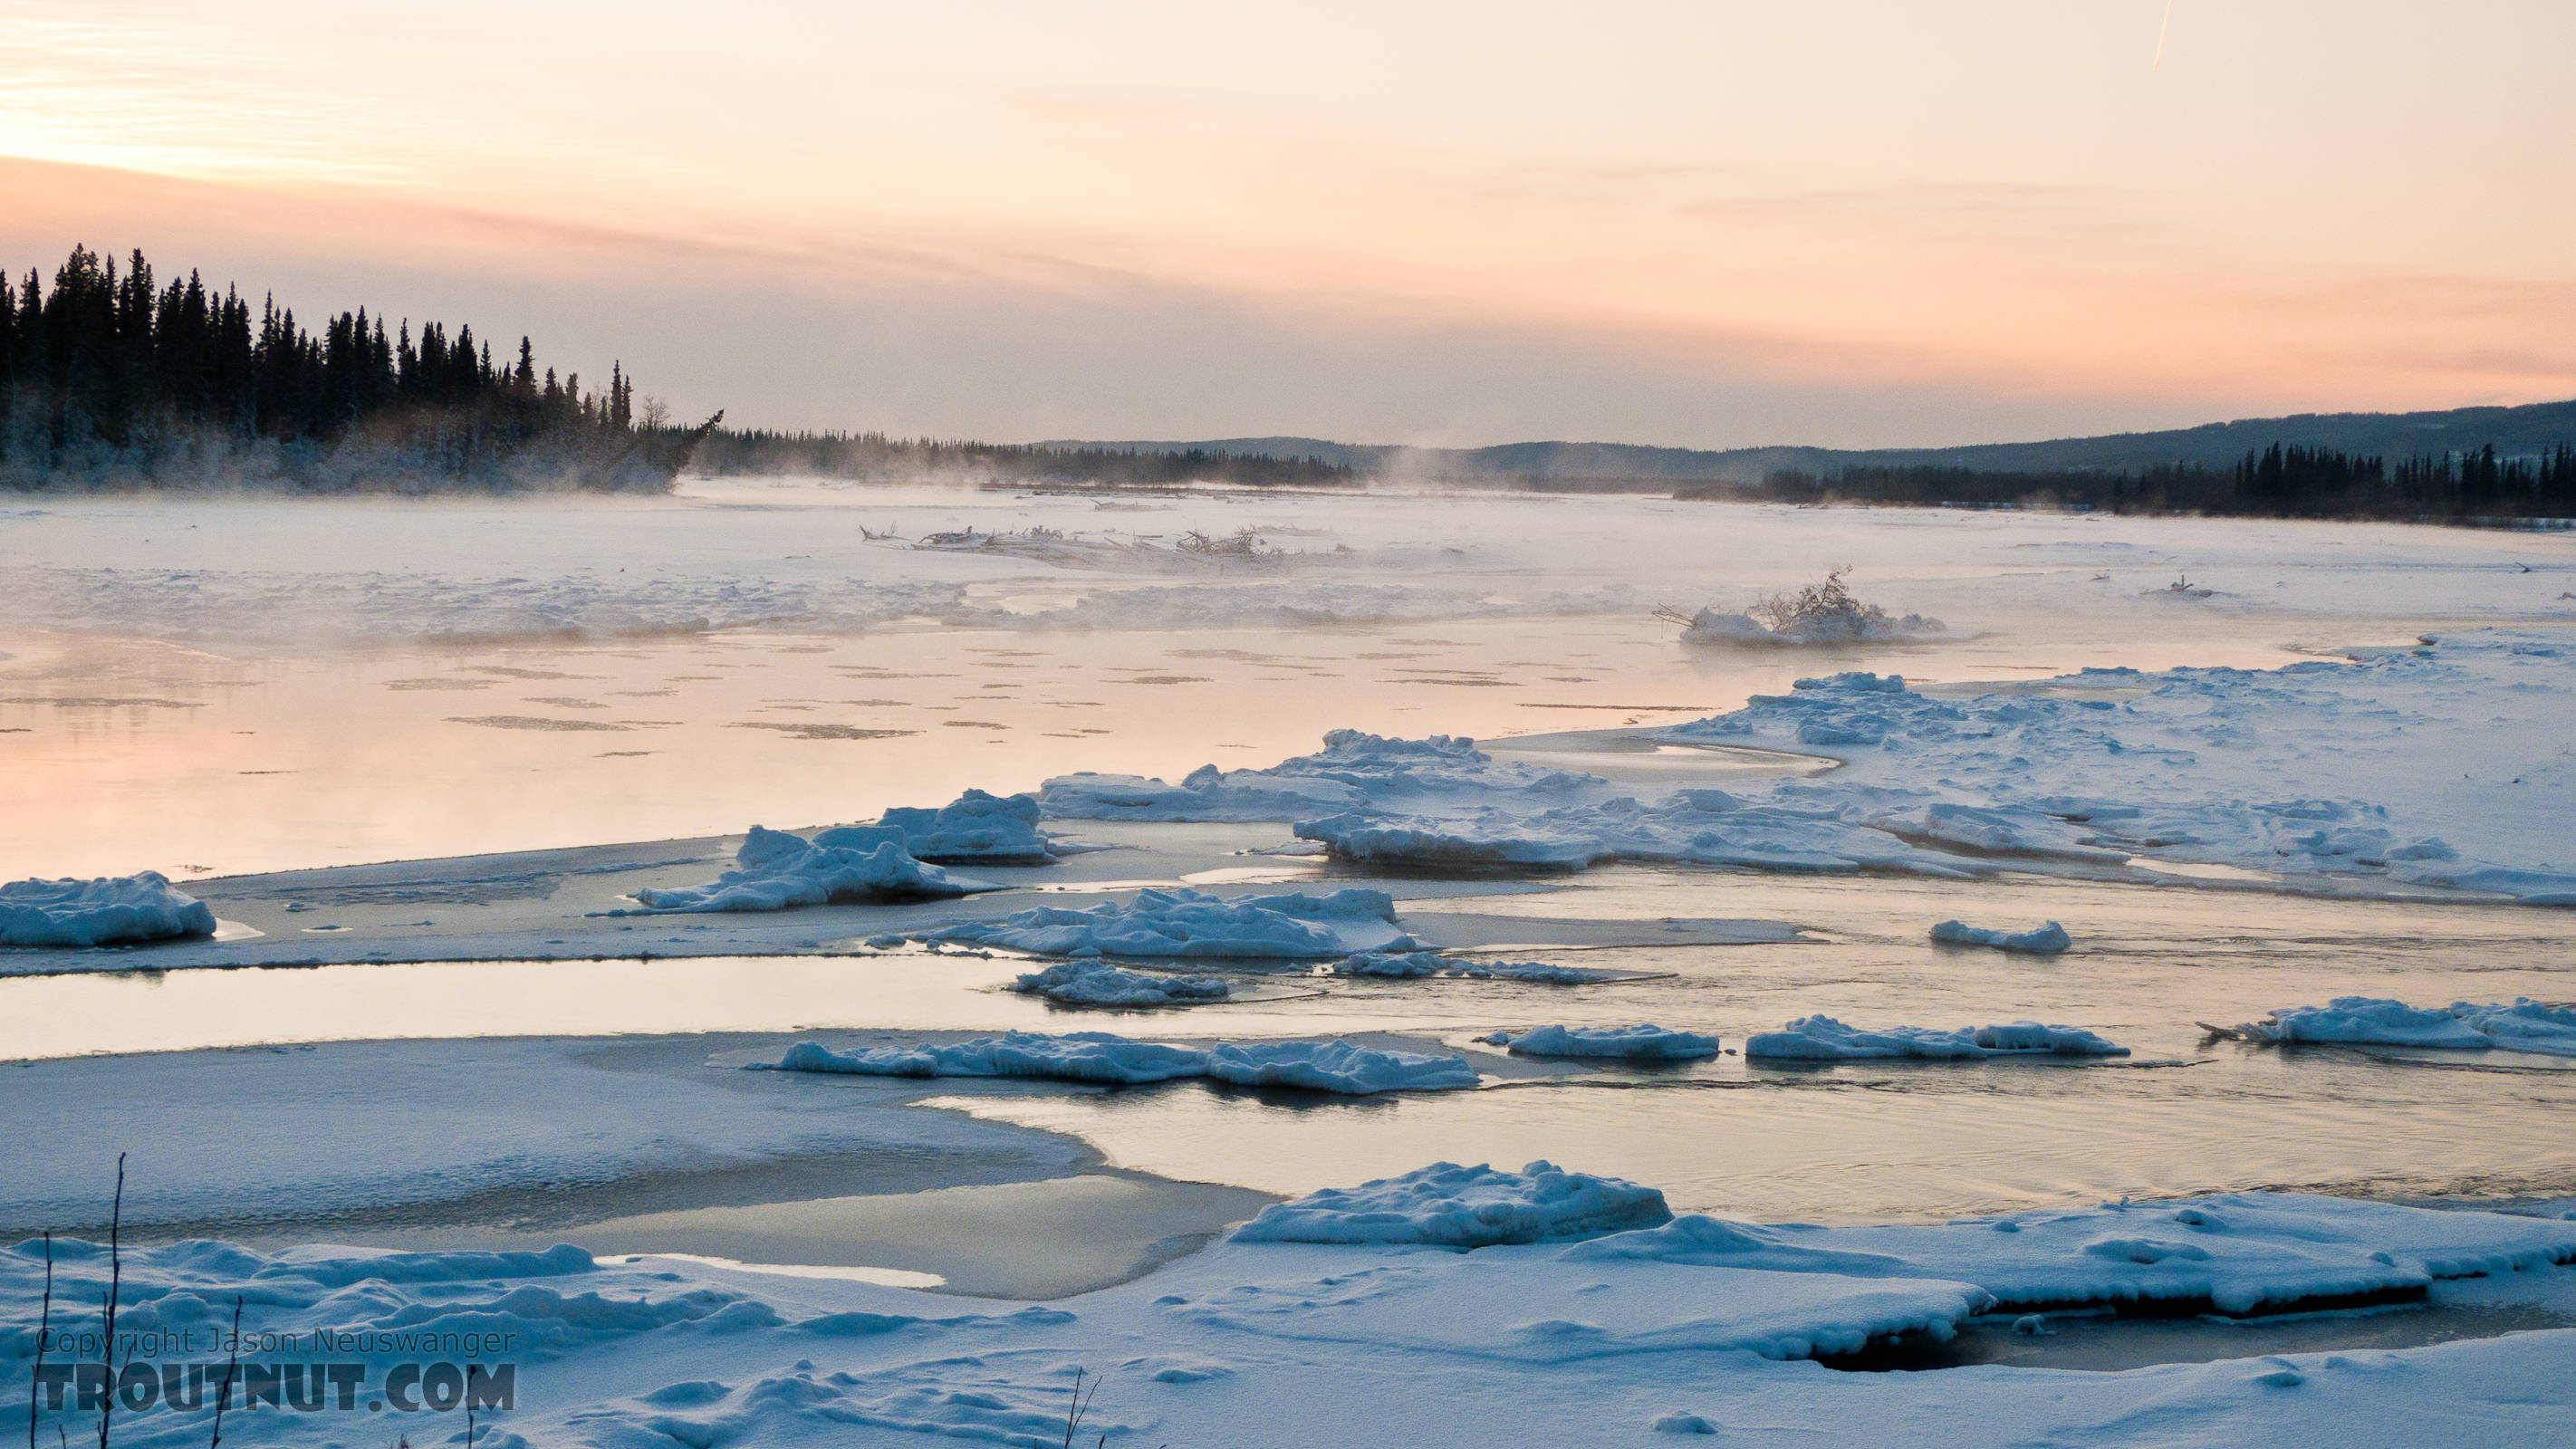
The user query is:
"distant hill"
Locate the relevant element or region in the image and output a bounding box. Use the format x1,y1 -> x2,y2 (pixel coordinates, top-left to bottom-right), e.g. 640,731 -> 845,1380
1048,398 -> 2576,487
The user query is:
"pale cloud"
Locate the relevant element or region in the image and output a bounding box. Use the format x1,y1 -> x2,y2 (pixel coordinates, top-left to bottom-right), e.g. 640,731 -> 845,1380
0,5 -> 408,184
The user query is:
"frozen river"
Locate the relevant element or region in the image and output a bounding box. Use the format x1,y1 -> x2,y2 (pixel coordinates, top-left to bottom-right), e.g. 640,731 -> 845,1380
4,479 -> 2572,1265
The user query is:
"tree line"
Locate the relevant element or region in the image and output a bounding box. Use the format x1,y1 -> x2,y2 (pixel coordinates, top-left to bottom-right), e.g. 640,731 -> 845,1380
1,245 -> 712,491
692,429 -> 1354,488
1691,441 -> 2576,523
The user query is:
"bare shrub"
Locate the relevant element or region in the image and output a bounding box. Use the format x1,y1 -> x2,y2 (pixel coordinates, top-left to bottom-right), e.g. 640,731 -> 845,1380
1748,567 -> 1887,638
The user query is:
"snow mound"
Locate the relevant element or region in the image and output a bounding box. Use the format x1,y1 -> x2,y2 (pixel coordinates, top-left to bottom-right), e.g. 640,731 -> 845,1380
757,1033 -> 1208,1083
1325,951 -> 1620,984
1485,1024 -> 1721,1060
1008,959 -> 1232,1006
1206,1040 -> 1480,1095
0,871 -> 218,948
1745,1014 -> 2127,1060
1040,729 -> 1603,824
928,886 -> 1406,958
1234,1160 -> 1671,1246
631,826 -> 993,912
2225,996 -> 2576,1055
838,788 -> 1057,865
1567,1191 -> 2576,1315
1929,919 -> 2071,954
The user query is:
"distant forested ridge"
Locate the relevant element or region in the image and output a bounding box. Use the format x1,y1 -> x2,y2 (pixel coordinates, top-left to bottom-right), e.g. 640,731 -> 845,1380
1059,398 -> 2576,491
1697,441 -> 2576,523
693,428 -> 1353,488
0,245 -> 716,492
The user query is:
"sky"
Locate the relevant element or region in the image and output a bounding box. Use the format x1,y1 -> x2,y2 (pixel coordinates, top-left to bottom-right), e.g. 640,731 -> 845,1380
3,0 -> 2571,449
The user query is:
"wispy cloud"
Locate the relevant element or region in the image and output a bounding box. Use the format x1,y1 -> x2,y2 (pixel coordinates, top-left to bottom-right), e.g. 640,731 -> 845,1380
0,5 -> 408,184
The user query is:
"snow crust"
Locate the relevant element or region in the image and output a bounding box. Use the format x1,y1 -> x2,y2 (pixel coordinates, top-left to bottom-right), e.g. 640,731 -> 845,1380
630,826 -> 993,912
758,1033 -> 1480,1094
1745,1014 -> 2129,1060
2227,997 -> 2576,1056
839,788 -> 1058,865
926,886 -> 1407,958
0,871 -> 217,947
1232,1160 -> 1672,1245
1484,1024 -> 1722,1060
1929,918 -> 2071,954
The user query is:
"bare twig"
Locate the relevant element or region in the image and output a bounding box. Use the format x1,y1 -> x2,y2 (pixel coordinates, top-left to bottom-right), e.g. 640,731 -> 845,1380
206,1299 -> 241,1449
1058,1367 -> 1101,1449
94,1156 -> 124,1449
26,1232 -> 51,1449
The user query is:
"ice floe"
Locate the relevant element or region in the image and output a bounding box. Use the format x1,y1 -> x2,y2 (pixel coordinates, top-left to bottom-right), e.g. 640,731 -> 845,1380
756,1033 -> 1478,1094
1929,918 -> 2072,954
757,1033 -> 1209,1083
1206,1039 -> 1481,1094
1232,1160 -> 1672,1245
0,871 -> 217,948
1039,729 -> 1602,823
2216,997 -> 2576,1056
1323,950 -> 1621,984
925,886 -> 1408,958
1007,959 -> 1233,1006
629,826 -> 995,911
1664,632 -> 2576,901
1481,1023 -> 1722,1060
1745,1015 -> 2128,1060
831,788 -> 1060,865
1063,632 -> 2576,906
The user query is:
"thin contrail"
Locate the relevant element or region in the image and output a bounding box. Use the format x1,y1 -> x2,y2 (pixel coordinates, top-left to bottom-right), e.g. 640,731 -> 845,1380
2154,0 -> 2175,68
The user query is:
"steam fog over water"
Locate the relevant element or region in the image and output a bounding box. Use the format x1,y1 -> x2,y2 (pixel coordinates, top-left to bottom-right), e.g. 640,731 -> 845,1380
4,479 -> 2545,878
